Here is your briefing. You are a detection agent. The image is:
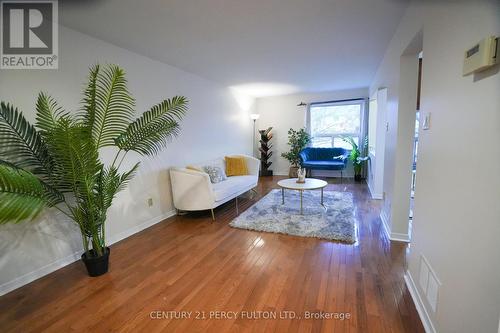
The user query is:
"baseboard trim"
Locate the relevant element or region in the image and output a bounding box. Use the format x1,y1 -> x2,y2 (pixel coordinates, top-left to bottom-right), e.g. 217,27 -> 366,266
404,272 -> 437,333
380,210 -> 410,243
380,210 -> 391,240
367,181 -> 383,200
0,251 -> 82,298
107,210 -> 176,245
0,210 -> 176,297
391,231 -> 410,242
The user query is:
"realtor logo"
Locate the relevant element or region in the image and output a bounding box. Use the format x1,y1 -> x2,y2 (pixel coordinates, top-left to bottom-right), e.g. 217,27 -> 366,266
1,0 -> 58,69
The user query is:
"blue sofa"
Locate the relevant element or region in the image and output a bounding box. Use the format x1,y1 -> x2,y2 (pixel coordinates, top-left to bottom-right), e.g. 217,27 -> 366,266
299,147 -> 349,179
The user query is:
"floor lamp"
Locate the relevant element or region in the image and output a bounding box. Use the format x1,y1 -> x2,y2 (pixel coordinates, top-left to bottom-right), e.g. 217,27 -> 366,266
250,113 -> 260,157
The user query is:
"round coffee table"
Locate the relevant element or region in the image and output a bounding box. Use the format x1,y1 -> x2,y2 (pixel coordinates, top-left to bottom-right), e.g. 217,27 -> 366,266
277,178 -> 328,214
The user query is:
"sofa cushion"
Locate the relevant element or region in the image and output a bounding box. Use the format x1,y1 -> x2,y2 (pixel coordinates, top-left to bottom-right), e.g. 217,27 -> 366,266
301,148 -> 346,160
302,160 -> 346,170
299,147 -> 348,171
203,165 -> 227,183
213,175 -> 257,202
187,158 -> 225,181
225,156 -> 248,176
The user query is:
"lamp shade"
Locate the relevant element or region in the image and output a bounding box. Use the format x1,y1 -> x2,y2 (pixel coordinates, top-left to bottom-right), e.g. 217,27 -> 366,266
250,113 -> 260,120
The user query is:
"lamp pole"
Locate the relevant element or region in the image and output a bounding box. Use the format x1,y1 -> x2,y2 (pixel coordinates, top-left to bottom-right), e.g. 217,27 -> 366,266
250,114 -> 260,157
253,119 -> 256,157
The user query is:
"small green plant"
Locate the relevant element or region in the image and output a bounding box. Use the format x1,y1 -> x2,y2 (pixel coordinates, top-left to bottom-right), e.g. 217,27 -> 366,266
341,136 -> 369,178
0,64 -> 187,259
281,128 -> 310,167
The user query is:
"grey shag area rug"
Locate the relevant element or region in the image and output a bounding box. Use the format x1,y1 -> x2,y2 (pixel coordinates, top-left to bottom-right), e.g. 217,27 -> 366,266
230,189 -> 356,243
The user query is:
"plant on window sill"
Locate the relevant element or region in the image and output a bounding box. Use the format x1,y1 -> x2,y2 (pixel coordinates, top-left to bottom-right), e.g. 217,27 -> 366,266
341,136 -> 369,182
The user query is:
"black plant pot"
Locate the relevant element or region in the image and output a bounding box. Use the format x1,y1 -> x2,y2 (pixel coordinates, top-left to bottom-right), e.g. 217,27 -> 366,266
81,247 -> 110,277
354,174 -> 363,182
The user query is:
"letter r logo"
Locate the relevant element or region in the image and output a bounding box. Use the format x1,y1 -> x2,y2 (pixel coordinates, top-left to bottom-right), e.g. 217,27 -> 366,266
1,1 -> 54,54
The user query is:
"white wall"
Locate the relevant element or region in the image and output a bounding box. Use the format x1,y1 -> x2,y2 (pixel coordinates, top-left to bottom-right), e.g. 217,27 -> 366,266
255,88 -> 368,176
366,88 -> 387,200
371,1 -> 500,332
0,25 -> 254,295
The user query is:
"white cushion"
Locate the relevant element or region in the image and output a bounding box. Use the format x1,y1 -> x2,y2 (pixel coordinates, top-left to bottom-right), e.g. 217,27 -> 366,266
213,175 -> 257,202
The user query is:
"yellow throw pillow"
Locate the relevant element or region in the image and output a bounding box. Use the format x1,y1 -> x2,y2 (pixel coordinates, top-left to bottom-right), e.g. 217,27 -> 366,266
225,156 -> 248,176
186,165 -> 204,173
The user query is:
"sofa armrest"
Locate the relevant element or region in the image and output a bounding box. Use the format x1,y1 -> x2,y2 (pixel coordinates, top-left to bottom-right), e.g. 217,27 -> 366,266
342,151 -> 350,166
299,150 -> 308,164
169,167 -> 216,210
234,155 -> 260,176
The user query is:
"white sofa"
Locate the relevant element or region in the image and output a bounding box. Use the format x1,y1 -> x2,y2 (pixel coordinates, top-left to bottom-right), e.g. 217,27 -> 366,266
169,155 -> 260,220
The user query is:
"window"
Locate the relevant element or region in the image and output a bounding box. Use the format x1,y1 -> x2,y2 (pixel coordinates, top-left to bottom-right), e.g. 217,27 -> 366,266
308,100 -> 363,150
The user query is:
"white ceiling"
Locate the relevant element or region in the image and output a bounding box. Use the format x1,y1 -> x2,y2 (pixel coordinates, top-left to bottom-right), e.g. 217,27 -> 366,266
60,0 -> 409,97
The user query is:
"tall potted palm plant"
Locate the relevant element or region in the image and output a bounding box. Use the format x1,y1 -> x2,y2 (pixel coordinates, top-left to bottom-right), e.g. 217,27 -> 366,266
0,64 -> 187,276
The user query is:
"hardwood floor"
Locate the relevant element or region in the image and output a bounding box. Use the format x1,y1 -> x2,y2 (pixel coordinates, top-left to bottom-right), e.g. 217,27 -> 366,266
0,176 -> 424,332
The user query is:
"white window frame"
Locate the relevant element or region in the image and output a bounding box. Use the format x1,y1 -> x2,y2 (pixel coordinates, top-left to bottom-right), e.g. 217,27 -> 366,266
307,99 -> 364,150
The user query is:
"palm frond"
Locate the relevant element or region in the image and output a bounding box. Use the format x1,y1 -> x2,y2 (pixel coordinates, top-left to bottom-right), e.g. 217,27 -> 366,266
0,102 -> 53,180
0,163 -> 63,224
340,135 -> 358,151
35,92 -> 70,134
34,93 -> 74,191
115,96 -> 187,155
85,65 -> 135,148
45,118 -> 101,195
46,119 -> 104,247
81,64 -> 99,134
116,163 -> 139,193
96,162 -> 139,211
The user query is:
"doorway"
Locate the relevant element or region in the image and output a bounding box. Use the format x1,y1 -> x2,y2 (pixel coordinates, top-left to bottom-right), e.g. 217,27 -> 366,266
409,55 -> 422,235
380,30 -> 422,242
